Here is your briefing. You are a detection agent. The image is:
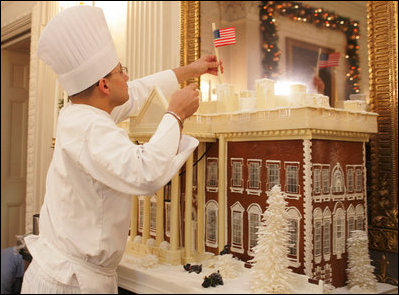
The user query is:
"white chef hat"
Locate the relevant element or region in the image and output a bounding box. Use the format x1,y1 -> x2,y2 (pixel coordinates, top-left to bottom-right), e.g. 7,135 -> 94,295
37,5 -> 119,96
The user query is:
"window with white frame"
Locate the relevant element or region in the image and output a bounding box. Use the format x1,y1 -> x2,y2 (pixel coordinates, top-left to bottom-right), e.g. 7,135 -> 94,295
332,165 -> 345,194
356,205 -> 364,230
348,216 -> 355,237
323,211 -> 331,261
287,208 -> 301,266
285,163 -> 299,194
206,201 -> 218,247
165,203 -> 171,236
206,158 -> 218,192
247,204 -> 262,255
288,219 -> 298,256
347,205 -> 355,237
355,168 -> 362,192
314,167 -> 321,194
247,160 -> 261,189
322,167 -> 330,194
314,208 -> 323,263
230,158 -> 243,193
230,201 -> 244,253
356,216 -> 364,230
333,208 -> 345,258
232,211 -> 243,247
347,167 -> 354,193
266,161 -> 280,191
138,199 -> 144,232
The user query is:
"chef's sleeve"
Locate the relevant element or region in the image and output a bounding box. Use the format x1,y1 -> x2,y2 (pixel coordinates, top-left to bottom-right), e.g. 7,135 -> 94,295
111,70 -> 179,124
79,113 -> 198,196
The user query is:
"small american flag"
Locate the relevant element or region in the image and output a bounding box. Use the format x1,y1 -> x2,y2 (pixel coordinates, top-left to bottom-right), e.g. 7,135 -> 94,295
213,27 -> 236,47
319,52 -> 340,68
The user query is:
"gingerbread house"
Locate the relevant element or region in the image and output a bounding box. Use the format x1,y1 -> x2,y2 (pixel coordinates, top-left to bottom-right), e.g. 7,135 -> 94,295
125,79 -> 377,288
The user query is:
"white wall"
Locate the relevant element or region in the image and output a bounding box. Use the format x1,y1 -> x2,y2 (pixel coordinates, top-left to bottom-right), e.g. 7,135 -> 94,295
1,1 -> 37,28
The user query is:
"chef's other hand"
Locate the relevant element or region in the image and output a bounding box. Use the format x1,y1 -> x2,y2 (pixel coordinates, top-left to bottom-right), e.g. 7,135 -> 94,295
168,83 -> 199,121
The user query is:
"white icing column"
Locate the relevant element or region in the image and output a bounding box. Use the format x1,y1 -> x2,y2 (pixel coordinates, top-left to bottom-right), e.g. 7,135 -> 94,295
184,154 -> 194,262
170,173 -> 180,251
142,196 -> 151,244
218,135 -> 226,251
130,196 -> 138,239
302,139 -> 313,277
155,188 -> 164,246
196,142 -> 206,254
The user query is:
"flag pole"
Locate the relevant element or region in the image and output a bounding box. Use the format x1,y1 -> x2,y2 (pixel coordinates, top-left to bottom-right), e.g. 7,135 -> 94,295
212,22 -> 223,84
315,48 -> 322,77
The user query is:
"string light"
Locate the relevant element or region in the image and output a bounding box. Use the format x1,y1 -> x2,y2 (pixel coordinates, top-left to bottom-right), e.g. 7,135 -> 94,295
259,1 -> 361,94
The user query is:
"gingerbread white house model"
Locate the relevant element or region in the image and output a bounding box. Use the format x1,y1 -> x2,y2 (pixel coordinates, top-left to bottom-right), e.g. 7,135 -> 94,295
126,79 -> 377,288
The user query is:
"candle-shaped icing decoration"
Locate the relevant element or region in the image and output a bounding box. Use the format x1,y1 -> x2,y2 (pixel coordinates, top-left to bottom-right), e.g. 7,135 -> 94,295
290,83 -> 307,107
239,90 -> 256,112
216,83 -> 237,113
256,78 -> 275,109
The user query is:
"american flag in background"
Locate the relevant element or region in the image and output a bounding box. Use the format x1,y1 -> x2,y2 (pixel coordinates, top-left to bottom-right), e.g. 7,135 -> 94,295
213,27 -> 236,47
319,52 -> 341,68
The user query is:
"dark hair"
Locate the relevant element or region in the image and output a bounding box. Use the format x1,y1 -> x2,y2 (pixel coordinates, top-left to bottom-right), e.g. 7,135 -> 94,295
68,82 -> 98,99
18,248 -> 32,263
68,71 -> 113,99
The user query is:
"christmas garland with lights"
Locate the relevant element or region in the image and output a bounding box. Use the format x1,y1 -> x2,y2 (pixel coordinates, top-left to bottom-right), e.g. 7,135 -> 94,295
259,1 -> 361,94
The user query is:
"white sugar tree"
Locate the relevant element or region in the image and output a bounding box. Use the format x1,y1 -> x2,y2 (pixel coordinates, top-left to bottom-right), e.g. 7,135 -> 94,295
346,230 -> 377,293
249,185 -> 294,294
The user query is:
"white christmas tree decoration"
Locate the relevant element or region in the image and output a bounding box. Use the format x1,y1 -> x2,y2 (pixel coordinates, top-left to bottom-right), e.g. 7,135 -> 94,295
346,230 -> 377,293
249,185 -> 294,294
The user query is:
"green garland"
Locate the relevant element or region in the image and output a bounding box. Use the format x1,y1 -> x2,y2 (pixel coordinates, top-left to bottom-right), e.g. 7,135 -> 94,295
259,1 -> 361,94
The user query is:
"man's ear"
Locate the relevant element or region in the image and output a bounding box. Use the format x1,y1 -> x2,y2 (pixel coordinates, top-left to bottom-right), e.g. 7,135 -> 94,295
98,78 -> 110,94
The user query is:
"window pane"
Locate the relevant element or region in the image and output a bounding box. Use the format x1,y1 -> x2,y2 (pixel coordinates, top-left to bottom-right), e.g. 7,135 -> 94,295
268,163 -> 280,190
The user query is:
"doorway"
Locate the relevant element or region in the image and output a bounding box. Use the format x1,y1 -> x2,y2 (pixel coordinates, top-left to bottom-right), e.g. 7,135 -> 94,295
1,35 -> 31,248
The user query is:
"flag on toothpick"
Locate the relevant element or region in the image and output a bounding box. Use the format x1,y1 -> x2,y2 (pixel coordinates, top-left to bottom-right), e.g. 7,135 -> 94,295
213,27 -> 236,47
319,52 -> 341,68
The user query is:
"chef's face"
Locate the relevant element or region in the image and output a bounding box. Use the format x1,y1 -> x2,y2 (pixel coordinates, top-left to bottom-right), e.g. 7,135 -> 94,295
107,63 -> 129,106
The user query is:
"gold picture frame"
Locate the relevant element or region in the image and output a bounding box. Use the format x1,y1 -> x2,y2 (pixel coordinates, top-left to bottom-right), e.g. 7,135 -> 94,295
180,0 -> 398,280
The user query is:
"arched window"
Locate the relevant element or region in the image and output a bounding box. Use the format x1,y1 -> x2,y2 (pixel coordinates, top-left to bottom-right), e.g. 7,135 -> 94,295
287,207 -> 302,267
355,204 -> 365,230
206,200 -> 218,248
314,208 -> 323,264
331,164 -> 345,197
333,204 -> 346,259
323,208 -> 332,261
347,205 -> 356,237
230,201 -> 245,254
247,203 -> 262,256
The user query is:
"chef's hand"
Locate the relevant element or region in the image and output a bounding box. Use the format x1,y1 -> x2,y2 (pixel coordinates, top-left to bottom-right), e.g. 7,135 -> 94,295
313,75 -> 325,94
168,83 -> 199,121
173,55 -> 223,83
188,55 -> 224,77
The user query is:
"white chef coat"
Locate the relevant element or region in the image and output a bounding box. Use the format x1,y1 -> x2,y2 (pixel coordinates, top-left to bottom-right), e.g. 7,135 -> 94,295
24,70 -> 198,293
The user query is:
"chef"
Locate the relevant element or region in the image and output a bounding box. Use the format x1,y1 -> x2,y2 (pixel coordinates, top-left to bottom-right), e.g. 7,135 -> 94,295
21,5 -> 221,294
